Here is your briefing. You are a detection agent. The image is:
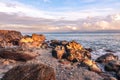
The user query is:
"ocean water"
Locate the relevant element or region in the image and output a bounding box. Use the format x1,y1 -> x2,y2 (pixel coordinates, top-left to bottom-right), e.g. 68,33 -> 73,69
24,32 -> 120,59
44,32 -> 120,59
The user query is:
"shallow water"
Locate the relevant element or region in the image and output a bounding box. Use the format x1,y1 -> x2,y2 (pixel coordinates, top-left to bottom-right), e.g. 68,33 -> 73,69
23,32 -> 120,59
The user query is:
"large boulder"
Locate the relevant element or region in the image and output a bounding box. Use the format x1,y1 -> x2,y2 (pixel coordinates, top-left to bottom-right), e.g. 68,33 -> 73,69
32,33 -> 46,42
2,63 -> 56,80
66,41 -> 83,51
104,60 -> 120,80
0,30 -> 22,47
104,60 -> 120,72
66,41 -> 91,62
96,53 -> 118,63
0,48 -> 38,61
19,33 -> 46,49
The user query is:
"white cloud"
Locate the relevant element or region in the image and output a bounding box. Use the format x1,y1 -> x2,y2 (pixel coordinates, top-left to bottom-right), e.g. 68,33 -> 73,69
0,0 -> 120,32
0,12 -> 120,32
0,0 -> 119,21
95,21 -> 110,30
111,14 -> 120,21
0,1 -> 54,19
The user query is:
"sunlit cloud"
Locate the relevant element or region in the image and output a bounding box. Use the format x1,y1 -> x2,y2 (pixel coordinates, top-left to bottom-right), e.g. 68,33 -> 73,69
0,0 -> 120,32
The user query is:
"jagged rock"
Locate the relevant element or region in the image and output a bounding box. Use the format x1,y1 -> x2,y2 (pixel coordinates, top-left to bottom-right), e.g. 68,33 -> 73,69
41,42 -> 48,49
82,59 -> 102,73
0,30 -> 22,47
0,48 -> 38,61
20,34 -> 46,49
96,53 -> 118,63
66,41 -> 83,51
67,50 -> 83,62
2,63 -> 56,80
66,41 -> 91,62
105,62 -> 120,79
104,60 -> 120,72
60,40 -> 68,46
52,46 -> 65,59
32,33 -> 46,42
50,40 -> 60,47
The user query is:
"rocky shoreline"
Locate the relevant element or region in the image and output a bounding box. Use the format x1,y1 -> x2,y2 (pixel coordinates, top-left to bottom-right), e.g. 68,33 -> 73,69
0,30 -> 119,80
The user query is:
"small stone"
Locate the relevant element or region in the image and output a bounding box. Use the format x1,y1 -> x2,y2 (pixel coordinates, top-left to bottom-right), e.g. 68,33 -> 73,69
3,60 -> 9,65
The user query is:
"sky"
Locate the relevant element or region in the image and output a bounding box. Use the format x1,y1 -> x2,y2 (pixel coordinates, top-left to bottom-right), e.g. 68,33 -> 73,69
0,0 -> 120,32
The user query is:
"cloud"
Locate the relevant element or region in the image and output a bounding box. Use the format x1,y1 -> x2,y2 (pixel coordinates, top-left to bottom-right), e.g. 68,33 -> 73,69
0,0 -> 120,21
0,0 -> 120,32
0,12 -> 120,32
0,1 -> 54,19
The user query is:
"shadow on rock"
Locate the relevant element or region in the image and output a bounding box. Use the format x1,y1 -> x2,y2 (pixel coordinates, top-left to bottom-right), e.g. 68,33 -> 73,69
0,48 -> 38,61
2,63 -> 56,80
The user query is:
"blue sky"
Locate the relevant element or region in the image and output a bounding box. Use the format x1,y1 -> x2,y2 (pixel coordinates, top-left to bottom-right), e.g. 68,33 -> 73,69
0,0 -> 120,32
16,0 -> 120,12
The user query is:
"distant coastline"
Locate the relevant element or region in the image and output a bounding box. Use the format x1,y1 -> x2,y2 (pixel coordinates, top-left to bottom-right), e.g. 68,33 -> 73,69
22,30 -> 120,35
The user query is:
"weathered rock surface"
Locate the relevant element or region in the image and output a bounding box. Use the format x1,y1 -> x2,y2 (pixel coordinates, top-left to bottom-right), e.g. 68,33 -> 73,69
104,60 -> 120,79
50,40 -> 60,47
30,49 -> 103,80
81,59 -> 102,73
32,33 -> 46,42
66,41 -> 91,62
104,60 -> 120,72
19,33 -> 46,48
52,46 -> 65,59
0,30 -> 22,47
96,53 -> 118,63
0,48 -> 38,61
50,40 -> 69,48
2,63 -> 56,80
51,41 -> 101,73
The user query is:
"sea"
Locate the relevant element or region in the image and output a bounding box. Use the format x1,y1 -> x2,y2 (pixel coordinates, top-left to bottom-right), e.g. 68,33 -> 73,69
24,32 -> 120,59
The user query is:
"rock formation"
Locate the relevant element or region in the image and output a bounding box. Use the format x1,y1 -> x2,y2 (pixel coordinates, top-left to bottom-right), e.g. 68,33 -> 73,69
96,53 -> 118,63
66,41 -> 91,62
52,45 -> 65,59
19,33 -> 46,49
0,30 -> 22,48
2,63 -> 56,80
0,48 -> 38,61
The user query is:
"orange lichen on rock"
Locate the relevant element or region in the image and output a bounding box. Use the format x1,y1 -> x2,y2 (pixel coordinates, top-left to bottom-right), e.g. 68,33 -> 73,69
32,33 -> 46,42
66,41 -> 91,62
19,33 -> 46,48
67,50 -> 83,61
66,41 -> 83,51
20,37 -> 33,43
83,59 -> 102,73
